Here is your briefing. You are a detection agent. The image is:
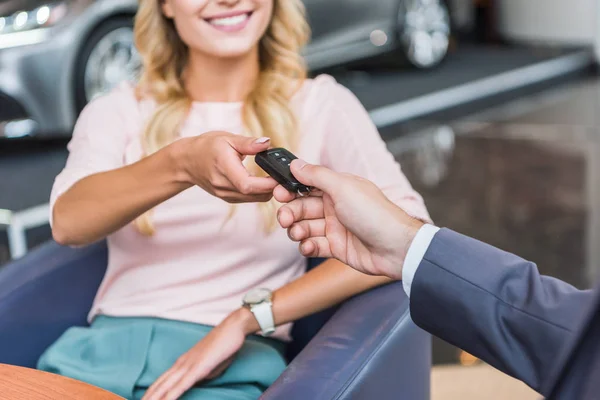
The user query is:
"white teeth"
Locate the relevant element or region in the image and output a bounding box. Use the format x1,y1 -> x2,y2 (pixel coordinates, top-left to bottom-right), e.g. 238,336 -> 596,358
209,14 -> 248,27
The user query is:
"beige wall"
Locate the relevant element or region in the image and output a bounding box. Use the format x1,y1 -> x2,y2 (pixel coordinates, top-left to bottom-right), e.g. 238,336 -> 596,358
496,0 -> 597,46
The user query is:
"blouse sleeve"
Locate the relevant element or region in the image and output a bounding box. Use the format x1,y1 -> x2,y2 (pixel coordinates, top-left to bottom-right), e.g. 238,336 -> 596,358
317,78 -> 431,222
49,86 -> 137,225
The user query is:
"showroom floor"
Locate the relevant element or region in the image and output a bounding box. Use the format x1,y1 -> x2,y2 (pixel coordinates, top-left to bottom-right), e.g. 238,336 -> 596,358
432,363 -> 539,399
1,63 -> 599,398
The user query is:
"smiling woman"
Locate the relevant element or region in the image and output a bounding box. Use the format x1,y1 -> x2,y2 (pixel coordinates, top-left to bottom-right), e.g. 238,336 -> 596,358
158,0 -> 276,58
36,0 -> 430,399
132,0 -> 308,235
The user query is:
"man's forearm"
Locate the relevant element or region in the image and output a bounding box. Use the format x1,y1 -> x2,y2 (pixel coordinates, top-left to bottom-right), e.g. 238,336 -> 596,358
409,228 -> 593,396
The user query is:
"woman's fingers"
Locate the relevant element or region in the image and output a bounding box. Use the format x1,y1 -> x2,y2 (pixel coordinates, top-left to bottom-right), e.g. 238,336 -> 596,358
160,353 -> 235,400
160,368 -> 208,400
226,135 -> 271,156
219,191 -> 274,203
142,364 -> 188,400
205,356 -> 234,380
220,154 -> 277,196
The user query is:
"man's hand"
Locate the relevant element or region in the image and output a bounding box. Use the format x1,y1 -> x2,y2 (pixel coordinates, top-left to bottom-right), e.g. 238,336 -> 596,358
274,160 -> 424,280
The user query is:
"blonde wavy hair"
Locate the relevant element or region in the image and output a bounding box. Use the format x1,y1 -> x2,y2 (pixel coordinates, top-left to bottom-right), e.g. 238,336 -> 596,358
132,0 -> 310,235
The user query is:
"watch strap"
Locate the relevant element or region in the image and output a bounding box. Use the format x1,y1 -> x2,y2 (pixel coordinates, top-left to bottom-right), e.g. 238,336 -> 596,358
250,301 -> 275,336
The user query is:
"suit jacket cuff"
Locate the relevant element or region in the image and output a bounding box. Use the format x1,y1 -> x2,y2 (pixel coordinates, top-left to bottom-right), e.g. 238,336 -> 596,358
402,224 -> 440,297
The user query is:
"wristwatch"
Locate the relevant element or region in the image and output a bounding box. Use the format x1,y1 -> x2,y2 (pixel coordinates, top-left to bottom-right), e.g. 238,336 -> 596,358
242,288 -> 275,337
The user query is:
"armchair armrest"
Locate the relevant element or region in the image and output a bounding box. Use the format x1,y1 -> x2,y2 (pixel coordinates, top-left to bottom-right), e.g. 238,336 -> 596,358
261,282 -> 431,400
0,241 -> 108,367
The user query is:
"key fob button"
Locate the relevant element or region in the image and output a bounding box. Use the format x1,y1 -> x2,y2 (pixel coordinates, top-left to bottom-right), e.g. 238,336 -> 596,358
255,147 -> 312,194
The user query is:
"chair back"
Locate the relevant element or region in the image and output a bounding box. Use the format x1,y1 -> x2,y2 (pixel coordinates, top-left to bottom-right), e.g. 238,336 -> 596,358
0,241 -> 108,367
0,242 -> 332,366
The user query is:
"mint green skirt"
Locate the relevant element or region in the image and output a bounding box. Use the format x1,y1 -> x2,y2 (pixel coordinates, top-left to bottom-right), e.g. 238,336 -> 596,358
37,316 -> 287,400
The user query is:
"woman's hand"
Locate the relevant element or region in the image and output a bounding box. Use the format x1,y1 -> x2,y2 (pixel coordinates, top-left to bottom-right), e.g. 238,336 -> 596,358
174,131 -> 277,203
142,308 -> 255,400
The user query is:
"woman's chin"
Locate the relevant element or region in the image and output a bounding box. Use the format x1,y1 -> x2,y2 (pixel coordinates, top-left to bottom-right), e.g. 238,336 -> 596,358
192,41 -> 259,60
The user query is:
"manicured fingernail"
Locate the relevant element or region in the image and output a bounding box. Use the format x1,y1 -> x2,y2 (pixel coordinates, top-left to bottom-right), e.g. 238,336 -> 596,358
255,137 -> 270,144
294,159 -> 307,170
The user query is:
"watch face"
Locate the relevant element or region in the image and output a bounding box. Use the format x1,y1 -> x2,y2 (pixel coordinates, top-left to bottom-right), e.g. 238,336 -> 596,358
243,288 -> 272,305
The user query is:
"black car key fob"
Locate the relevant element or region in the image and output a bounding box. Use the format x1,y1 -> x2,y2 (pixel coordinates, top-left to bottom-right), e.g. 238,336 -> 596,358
255,148 -> 312,196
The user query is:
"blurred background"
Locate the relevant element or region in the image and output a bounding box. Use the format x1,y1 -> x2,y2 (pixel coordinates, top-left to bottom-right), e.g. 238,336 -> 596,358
1,0 -> 600,398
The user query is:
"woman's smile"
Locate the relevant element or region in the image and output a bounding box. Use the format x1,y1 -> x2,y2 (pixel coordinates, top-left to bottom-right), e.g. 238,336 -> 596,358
203,10 -> 254,33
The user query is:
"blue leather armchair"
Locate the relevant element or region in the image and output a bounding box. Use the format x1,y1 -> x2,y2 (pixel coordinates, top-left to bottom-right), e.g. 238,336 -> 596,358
0,241 -> 431,399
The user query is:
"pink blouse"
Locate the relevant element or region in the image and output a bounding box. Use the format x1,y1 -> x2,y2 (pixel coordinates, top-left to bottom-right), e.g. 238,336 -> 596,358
50,74 -> 430,341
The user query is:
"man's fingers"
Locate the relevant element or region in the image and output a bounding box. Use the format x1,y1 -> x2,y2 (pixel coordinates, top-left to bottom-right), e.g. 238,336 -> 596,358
277,197 -> 325,228
273,185 -> 324,203
308,189 -> 324,197
290,159 -> 342,193
288,220 -> 326,242
228,136 -> 271,156
299,238 -> 333,258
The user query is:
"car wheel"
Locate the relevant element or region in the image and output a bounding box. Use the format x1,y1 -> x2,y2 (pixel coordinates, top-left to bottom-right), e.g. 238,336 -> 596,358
74,17 -> 141,113
397,0 -> 451,69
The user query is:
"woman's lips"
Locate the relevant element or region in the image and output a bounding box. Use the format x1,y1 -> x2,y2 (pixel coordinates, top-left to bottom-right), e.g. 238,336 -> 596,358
204,11 -> 253,33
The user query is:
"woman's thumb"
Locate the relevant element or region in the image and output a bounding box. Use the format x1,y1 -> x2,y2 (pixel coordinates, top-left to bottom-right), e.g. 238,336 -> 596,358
230,136 -> 271,155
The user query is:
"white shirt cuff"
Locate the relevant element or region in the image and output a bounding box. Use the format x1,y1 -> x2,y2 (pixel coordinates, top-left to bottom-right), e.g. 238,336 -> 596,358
402,224 -> 440,298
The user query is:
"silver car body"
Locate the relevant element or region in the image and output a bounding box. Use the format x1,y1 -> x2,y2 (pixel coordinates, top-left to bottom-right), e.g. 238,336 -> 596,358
0,0 -> 446,138
1,0 -> 136,137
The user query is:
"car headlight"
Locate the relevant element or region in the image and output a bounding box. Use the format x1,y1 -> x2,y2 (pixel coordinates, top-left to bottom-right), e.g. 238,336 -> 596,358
0,2 -> 68,35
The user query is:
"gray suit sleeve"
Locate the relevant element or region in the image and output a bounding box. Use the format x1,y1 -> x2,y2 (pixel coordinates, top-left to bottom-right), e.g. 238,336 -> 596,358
409,228 -> 594,396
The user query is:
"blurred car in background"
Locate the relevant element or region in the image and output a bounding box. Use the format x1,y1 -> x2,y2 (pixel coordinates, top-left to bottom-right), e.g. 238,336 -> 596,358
0,0 -> 462,139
